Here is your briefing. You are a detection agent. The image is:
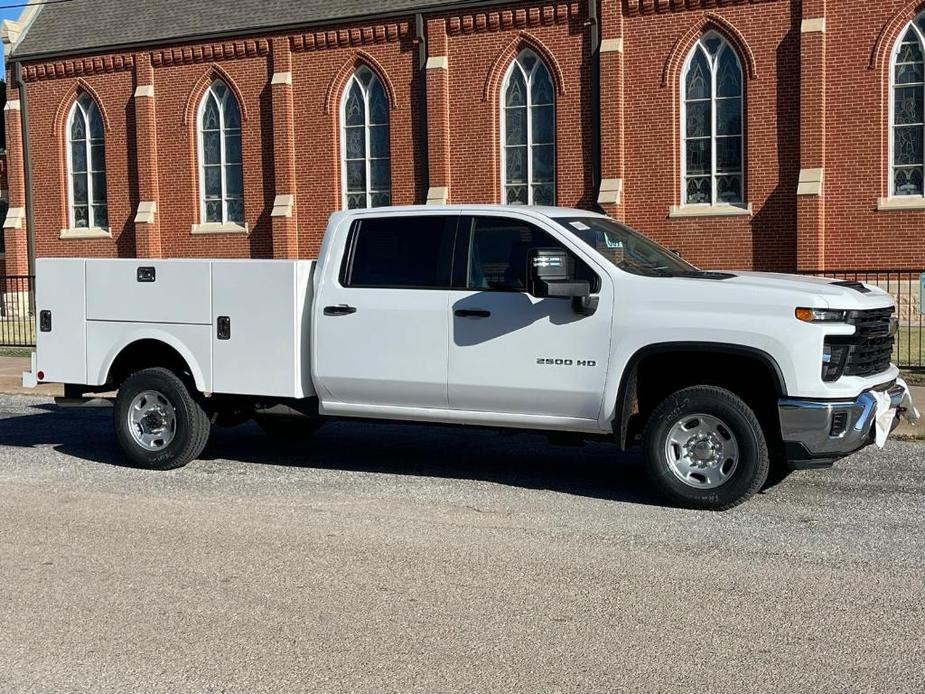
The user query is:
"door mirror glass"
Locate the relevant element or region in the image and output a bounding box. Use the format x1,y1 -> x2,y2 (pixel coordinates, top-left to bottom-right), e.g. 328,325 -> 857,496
530,248 -> 588,299
529,248 -> 598,315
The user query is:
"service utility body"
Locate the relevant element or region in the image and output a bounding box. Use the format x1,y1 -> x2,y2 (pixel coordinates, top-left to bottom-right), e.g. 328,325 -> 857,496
23,206 -> 917,510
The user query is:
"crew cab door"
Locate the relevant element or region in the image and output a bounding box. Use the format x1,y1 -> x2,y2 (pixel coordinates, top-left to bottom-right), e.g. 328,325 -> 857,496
447,215 -> 613,420
313,214 -> 457,409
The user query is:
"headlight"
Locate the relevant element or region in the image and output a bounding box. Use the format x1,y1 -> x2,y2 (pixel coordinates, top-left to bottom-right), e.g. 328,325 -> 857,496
795,307 -> 848,323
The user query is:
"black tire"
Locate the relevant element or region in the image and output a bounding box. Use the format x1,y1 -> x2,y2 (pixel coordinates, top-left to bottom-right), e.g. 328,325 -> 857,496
255,415 -> 324,442
113,367 -> 210,470
642,386 -> 769,511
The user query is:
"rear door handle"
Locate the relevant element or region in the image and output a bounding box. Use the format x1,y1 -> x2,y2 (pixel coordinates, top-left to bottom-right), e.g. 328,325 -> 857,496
454,309 -> 491,319
324,304 -> 358,316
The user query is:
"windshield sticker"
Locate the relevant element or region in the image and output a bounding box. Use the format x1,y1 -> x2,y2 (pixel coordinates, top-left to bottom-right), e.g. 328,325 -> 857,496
604,233 -> 624,249
570,221 -> 591,231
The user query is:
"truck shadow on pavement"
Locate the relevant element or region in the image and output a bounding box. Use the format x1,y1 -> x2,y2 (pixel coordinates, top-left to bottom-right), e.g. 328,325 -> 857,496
2,402 -> 665,506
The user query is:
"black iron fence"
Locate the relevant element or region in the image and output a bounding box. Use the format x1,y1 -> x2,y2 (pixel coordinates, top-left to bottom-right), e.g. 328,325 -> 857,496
797,269 -> 925,371
1,269 -> 923,366
0,275 -> 35,348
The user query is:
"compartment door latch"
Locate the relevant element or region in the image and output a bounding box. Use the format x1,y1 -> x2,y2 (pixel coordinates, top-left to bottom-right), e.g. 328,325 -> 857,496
217,316 -> 232,341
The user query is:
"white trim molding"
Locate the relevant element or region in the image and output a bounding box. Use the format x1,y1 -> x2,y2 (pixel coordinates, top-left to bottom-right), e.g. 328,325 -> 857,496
1,0 -> 44,58
3,207 -> 25,230
4,99 -> 20,112
801,18 -> 826,34
600,38 -> 623,54
134,85 -> 155,98
191,222 -> 249,235
134,201 -> 157,224
59,226 -> 111,240
426,186 -> 449,205
271,194 -> 294,217
877,196 -> 925,211
271,71 -> 293,86
426,56 -> 448,70
669,202 -> 753,218
597,178 -> 623,206
797,167 -> 824,196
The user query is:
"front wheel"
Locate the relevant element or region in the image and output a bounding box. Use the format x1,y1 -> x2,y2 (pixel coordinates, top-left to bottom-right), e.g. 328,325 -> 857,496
113,367 -> 211,470
642,386 -> 769,511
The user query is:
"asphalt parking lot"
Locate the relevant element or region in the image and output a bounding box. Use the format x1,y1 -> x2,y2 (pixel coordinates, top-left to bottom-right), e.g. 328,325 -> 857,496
1,394 -> 924,693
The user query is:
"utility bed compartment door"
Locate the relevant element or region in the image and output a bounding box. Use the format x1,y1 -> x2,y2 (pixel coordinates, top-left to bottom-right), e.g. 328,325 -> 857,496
85,259 -> 212,325
35,258 -> 87,385
211,260 -> 314,398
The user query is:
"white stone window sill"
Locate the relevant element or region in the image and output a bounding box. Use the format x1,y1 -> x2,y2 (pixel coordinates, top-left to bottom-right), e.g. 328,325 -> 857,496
191,222 -> 249,235
59,227 -> 112,240
877,196 -> 925,211
669,203 -> 753,219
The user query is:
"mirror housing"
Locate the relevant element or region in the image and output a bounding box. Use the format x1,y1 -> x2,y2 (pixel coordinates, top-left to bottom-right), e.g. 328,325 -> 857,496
529,248 -> 598,316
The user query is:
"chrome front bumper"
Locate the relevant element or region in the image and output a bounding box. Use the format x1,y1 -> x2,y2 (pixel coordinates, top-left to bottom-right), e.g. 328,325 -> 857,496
778,383 -> 905,467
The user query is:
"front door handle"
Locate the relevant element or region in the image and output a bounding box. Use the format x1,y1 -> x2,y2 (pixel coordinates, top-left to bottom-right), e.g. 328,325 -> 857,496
454,309 -> 492,319
324,304 -> 358,317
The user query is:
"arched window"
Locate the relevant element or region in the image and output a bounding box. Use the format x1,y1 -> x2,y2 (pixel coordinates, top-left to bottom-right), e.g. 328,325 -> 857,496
501,50 -> 556,206
341,66 -> 391,210
66,93 -> 107,229
198,80 -> 244,225
680,32 -> 744,206
891,17 -> 925,197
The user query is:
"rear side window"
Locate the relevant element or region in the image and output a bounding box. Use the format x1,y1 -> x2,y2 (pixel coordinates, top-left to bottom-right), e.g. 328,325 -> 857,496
343,216 -> 456,289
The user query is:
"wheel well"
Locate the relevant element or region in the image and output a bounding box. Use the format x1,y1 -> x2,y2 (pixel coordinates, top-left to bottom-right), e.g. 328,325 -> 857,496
616,346 -> 786,450
107,340 -> 194,388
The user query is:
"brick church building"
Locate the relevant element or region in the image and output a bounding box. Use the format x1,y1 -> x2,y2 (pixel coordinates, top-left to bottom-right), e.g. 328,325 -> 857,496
2,0 -> 925,276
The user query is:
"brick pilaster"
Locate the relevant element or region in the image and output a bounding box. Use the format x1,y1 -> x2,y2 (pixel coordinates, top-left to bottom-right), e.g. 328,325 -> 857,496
425,18 -> 451,205
796,1 -> 827,271
270,38 -> 299,258
2,92 -> 28,276
598,1 -> 624,219
132,54 -> 162,257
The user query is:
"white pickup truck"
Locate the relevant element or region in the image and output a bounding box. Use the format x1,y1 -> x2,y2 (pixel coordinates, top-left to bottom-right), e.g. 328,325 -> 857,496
23,205 -> 912,509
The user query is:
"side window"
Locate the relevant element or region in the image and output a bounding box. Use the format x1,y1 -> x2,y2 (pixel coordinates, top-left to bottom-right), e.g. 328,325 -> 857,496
344,216 -> 455,289
462,217 -> 599,292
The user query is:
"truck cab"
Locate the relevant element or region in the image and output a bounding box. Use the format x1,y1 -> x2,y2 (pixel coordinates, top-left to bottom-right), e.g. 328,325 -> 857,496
24,205 -> 913,510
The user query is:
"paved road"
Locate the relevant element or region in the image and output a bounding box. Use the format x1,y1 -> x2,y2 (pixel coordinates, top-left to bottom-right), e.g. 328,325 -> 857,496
1,394 -> 924,693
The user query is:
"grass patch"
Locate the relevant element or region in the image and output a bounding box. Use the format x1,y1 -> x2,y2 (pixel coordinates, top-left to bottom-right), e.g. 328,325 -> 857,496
0,317 -> 35,352
0,347 -> 32,358
896,326 -> 925,370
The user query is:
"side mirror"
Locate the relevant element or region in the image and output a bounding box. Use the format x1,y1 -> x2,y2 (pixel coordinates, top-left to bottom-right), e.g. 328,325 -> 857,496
529,248 -> 598,316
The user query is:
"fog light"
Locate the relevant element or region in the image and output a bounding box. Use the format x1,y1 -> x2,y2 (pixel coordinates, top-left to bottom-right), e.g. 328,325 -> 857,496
37,370 -> 45,381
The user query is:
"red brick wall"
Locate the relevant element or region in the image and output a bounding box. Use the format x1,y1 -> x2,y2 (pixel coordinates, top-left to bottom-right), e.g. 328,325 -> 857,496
6,0 -> 925,271
825,0 -> 925,269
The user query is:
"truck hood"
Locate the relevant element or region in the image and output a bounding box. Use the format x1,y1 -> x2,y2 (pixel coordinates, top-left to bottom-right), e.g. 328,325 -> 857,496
636,271 -> 895,311
714,271 -> 895,310
726,272 -> 894,309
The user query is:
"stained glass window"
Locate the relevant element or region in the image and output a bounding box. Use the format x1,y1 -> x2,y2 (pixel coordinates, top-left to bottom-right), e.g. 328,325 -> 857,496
198,80 -> 244,224
681,32 -> 744,205
893,24 -> 925,196
67,93 -> 107,229
341,66 -> 391,210
502,50 -> 556,206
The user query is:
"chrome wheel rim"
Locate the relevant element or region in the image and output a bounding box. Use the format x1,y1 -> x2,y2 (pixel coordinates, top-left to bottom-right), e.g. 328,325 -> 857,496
127,390 -> 177,451
664,413 -> 740,489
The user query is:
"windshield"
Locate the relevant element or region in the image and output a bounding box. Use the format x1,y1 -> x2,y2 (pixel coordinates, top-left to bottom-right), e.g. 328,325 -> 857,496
556,217 -> 700,277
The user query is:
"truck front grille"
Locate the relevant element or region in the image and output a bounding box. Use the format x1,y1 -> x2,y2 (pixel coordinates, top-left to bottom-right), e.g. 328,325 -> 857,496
823,308 -> 896,382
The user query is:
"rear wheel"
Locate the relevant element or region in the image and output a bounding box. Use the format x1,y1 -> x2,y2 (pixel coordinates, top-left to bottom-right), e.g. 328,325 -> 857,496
642,386 -> 769,510
114,367 -> 210,470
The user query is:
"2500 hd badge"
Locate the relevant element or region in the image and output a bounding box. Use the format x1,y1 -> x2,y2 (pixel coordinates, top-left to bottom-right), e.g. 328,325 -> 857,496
537,358 -> 598,367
